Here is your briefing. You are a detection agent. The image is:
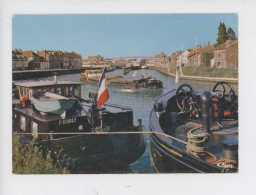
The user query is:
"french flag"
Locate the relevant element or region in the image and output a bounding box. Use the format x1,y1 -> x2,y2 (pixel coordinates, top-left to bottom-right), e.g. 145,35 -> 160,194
97,69 -> 109,108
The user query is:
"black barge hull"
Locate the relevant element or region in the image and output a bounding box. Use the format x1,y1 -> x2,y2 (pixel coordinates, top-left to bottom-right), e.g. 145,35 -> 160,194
149,88 -> 238,173
150,132 -> 222,173
39,126 -> 146,173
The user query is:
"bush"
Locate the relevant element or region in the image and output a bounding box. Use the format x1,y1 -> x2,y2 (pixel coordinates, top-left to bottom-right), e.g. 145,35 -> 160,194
12,135 -> 69,174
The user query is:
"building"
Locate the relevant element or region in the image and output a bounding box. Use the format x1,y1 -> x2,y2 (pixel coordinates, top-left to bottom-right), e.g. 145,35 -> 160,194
214,40 -> 238,68
37,50 -> 82,69
170,51 -> 182,66
187,42 -> 214,66
155,52 -> 171,67
23,50 -> 49,70
37,50 -> 64,69
87,55 -> 104,64
176,50 -> 190,67
64,51 -> 82,68
12,49 -> 28,70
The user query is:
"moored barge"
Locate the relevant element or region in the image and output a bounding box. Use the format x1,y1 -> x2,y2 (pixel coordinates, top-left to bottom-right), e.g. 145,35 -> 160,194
149,81 -> 238,173
81,70 -> 163,89
12,73 -> 146,173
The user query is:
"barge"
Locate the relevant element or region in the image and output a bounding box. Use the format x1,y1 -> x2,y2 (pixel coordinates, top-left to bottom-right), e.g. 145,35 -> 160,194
149,81 -> 238,173
81,70 -> 163,89
12,72 -> 146,173
122,66 -> 132,74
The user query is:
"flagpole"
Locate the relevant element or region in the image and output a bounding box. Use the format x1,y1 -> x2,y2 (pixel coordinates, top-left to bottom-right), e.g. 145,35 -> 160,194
91,68 -> 104,130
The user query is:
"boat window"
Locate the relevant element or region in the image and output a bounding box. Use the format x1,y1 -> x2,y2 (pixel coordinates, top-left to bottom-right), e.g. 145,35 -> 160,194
20,116 -> 26,131
60,87 -> 65,96
31,121 -> 38,138
56,87 -> 61,95
68,87 -> 73,96
73,86 -> 78,96
50,88 -> 55,93
20,87 -> 24,97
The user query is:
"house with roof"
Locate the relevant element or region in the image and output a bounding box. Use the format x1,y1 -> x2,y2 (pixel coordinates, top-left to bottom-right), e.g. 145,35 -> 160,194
170,51 -> 182,66
214,40 -> 238,68
187,42 -> 214,66
155,52 -> 171,67
87,55 -> 104,63
37,50 -> 64,69
22,50 -> 49,70
12,49 -> 28,70
64,51 -> 82,68
37,50 -> 82,69
176,50 -> 190,67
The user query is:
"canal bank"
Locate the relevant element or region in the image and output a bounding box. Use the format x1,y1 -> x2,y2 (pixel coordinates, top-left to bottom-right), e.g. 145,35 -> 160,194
12,67 -> 114,80
148,65 -> 238,83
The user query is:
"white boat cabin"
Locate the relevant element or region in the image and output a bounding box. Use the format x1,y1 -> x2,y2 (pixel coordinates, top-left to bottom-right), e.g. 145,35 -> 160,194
14,80 -> 81,107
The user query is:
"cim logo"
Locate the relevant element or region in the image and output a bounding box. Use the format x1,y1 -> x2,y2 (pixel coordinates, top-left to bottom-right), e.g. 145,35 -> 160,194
59,118 -> 77,125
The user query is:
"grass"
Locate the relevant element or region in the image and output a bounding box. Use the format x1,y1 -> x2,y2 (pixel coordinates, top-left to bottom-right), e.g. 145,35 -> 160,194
12,135 -> 69,174
169,66 -> 238,78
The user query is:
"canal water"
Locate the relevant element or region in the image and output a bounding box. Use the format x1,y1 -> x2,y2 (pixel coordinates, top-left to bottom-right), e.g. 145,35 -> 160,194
19,69 -> 238,173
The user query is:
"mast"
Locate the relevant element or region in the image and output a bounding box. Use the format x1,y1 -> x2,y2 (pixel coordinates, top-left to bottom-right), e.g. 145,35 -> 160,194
175,53 -> 179,84
180,43 -> 184,76
196,36 -> 198,66
91,68 -> 104,131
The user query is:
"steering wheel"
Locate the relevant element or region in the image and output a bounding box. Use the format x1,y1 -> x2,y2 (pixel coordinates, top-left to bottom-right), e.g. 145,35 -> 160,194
176,84 -> 199,114
212,81 -> 236,103
212,81 -> 237,120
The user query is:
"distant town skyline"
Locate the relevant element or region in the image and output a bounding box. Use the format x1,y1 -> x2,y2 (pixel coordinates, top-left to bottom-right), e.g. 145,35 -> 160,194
12,14 -> 238,58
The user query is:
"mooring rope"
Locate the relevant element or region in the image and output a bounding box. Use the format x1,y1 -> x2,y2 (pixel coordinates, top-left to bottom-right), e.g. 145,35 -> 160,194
17,130 -> 188,145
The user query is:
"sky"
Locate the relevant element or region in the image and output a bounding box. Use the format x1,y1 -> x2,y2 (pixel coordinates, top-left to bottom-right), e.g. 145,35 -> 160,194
12,14 -> 238,59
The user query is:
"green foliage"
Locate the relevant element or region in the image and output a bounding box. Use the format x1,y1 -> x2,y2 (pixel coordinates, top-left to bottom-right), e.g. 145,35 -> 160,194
202,52 -> 213,67
140,59 -> 146,65
217,22 -> 228,44
169,66 -> 238,78
227,27 -> 237,40
213,43 -> 220,48
12,135 -> 69,174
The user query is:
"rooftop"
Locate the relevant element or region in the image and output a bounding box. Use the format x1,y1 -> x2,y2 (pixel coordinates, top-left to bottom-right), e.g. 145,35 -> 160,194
14,80 -> 81,88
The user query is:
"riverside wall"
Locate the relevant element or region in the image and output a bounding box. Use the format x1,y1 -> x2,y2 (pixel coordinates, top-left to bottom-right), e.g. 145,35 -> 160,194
12,66 -> 112,80
148,65 -> 238,83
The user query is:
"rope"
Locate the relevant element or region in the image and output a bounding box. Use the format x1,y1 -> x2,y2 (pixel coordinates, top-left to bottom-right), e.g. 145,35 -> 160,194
17,130 -> 188,145
17,128 -> 236,167
186,127 -> 210,153
185,127 -> 218,163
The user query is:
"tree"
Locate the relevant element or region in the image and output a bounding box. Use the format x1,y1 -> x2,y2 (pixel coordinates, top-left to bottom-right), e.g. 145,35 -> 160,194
202,52 -> 213,67
216,22 -> 228,44
140,59 -> 146,65
227,27 -> 237,40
